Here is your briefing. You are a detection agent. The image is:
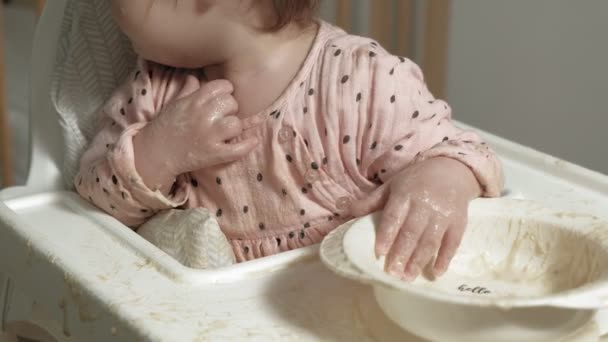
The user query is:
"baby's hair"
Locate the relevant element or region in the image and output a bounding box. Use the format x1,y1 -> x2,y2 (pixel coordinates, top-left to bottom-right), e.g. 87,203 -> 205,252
270,0 -> 320,31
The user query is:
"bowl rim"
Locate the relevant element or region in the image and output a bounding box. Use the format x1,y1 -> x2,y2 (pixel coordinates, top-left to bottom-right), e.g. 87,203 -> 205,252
343,198 -> 608,308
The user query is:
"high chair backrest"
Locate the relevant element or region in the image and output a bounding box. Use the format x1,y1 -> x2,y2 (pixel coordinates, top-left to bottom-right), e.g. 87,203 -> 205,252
26,0 -> 68,192
26,0 -> 135,193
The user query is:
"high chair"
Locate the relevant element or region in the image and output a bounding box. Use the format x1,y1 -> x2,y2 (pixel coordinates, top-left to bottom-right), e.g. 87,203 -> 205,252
1,1 -> 608,341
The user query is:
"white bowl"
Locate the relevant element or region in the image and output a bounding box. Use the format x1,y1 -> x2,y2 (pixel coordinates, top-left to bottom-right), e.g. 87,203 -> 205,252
342,198 -> 608,342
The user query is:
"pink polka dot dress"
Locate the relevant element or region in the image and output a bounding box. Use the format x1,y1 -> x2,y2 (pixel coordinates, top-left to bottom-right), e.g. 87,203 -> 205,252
75,21 -> 504,262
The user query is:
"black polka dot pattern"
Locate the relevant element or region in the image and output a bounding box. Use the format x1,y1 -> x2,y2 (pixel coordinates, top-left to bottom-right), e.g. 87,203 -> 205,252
300,209 -> 306,216
394,145 -> 404,151
276,238 -> 282,246
343,135 -> 351,144
389,68 -> 395,75
369,51 -> 377,58
303,107 -> 308,114
300,230 -> 306,238
311,162 -> 319,170
341,75 -> 349,84
259,223 -> 265,230
443,136 -> 449,142
289,232 -> 295,239
216,209 -> 223,217
120,108 -> 125,115
286,154 -> 293,162
370,141 -> 377,149
356,93 -> 362,102
308,88 -> 315,96
412,111 -> 419,119
216,177 -> 222,185
112,175 -> 118,185
128,97 -> 133,104
282,188 -> 288,196
334,49 -> 342,56
257,173 -> 263,182
390,95 -> 396,103
322,157 -> 328,165
141,89 -> 147,96
191,178 -> 198,187
243,206 -> 249,214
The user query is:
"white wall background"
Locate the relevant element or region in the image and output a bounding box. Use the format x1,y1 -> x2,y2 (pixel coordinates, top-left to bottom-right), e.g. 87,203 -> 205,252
446,0 -> 608,175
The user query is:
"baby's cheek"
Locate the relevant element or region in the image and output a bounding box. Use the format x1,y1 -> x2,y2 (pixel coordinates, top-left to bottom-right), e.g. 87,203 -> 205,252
110,0 -> 147,37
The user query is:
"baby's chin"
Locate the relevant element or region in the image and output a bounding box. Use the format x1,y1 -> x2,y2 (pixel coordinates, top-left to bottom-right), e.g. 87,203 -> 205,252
135,46 -> 204,69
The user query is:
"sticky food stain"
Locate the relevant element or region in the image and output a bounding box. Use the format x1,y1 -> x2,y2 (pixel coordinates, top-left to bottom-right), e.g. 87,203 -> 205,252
64,273 -> 99,322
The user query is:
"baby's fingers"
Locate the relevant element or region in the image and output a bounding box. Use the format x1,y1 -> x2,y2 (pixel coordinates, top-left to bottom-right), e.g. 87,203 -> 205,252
375,196 -> 410,258
175,74 -> 203,100
433,215 -> 467,277
385,206 -> 428,278
216,115 -> 243,138
216,137 -> 259,164
188,79 -> 234,106
403,218 -> 448,280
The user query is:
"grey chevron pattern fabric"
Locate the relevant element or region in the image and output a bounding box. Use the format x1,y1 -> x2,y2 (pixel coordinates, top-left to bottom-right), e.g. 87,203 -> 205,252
50,0 -> 236,268
51,0 -> 135,189
138,208 -> 237,269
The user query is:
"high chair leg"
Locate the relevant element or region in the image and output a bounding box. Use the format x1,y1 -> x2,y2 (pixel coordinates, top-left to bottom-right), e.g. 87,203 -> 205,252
0,277 -> 59,342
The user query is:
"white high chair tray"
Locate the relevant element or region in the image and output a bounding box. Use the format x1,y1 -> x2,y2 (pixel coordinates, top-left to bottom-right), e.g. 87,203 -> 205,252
1,125 -> 608,341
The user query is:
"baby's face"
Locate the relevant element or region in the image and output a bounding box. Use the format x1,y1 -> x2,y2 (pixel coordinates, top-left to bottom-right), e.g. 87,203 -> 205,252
110,0 -> 217,68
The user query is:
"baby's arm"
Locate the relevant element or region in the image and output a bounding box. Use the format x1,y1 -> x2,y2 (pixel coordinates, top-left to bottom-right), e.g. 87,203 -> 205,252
340,48 -> 504,201
75,60 -> 202,227
327,43 -> 504,279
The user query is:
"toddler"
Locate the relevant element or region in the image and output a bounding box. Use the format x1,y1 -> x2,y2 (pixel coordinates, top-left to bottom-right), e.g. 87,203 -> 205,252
75,0 -> 504,280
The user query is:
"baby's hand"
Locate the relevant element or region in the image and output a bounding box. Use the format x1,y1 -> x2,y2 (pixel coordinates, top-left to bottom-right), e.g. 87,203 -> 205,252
134,79 -> 258,189
353,157 -> 481,281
